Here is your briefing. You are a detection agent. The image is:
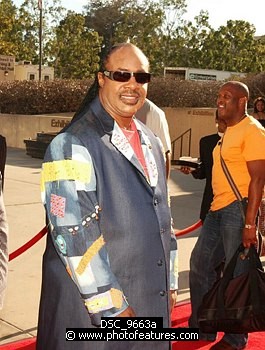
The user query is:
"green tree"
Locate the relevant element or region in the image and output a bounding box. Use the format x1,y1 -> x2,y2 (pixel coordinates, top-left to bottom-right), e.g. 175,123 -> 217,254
118,0 -> 188,74
50,12 -> 101,78
0,0 -> 20,56
15,0 -> 41,63
154,0 -> 187,70
171,17 -> 265,74
85,0 -> 129,52
173,10 -> 213,68
2,0 -> 264,80
84,0 -> 188,74
199,20 -> 263,73
113,2 -> 164,72
17,0 -> 66,64
0,0 -> 66,64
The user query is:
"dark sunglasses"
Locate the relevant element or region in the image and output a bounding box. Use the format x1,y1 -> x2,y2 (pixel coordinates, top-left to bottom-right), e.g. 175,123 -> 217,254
103,70 -> 151,84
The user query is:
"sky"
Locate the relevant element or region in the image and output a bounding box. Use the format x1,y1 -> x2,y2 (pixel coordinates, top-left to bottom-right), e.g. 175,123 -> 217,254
13,0 -> 264,36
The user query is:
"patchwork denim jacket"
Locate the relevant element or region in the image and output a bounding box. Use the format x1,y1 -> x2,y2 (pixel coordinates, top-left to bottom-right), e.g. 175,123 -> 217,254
41,97 -> 178,325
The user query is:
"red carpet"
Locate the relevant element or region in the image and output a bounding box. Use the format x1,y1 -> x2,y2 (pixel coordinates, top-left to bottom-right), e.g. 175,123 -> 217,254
0,302 -> 263,349
0,338 -> 36,350
171,302 -> 264,350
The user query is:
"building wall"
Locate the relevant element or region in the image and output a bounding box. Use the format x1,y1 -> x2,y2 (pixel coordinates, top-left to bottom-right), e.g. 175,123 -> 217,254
0,55 -> 54,81
0,113 -> 73,149
164,107 -> 217,158
164,67 -> 246,81
14,64 -> 54,81
0,109 -> 217,158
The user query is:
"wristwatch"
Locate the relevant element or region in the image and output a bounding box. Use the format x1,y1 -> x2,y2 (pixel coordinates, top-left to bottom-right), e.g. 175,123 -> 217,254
244,224 -> 256,229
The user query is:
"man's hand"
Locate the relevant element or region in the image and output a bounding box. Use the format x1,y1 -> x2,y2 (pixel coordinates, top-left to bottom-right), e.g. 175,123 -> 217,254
242,227 -> 258,248
170,290 -> 177,312
180,166 -> 192,174
116,306 -> 136,317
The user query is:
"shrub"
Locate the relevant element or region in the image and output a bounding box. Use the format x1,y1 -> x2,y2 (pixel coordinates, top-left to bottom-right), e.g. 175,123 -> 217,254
0,79 -> 93,114
0,73 -> 264,114
148,77 -> 221,108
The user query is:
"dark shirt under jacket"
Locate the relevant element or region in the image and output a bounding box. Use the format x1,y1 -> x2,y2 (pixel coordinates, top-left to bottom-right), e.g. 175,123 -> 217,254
191,133 -> 221,221
0,135 -> 7,190
257,119 -> 265,128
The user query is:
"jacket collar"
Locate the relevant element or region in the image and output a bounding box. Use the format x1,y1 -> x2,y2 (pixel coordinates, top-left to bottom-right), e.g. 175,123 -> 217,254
90,97 -> 158,187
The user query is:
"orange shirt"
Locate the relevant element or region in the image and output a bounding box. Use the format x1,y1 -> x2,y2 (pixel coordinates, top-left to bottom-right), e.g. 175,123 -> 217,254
211,115 -> 265,211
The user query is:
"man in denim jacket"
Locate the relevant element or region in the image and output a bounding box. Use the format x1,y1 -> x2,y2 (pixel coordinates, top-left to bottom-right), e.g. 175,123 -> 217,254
37,43 -> 178,350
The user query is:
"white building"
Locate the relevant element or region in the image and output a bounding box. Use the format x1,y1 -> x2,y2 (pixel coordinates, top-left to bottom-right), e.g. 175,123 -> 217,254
164,67 -> 246,81
0,55 -> 54,81
14,60 -> 54,81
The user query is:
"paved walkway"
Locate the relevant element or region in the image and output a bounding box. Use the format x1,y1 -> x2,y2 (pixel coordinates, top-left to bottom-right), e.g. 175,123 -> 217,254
0,148 -> 204,345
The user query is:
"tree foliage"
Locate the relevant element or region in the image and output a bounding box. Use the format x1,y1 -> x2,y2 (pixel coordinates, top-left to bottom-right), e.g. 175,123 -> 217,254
197,20 -> 262,73
49,12 -> 101,78
0,0 -> 20,56
0,0 -> 264,78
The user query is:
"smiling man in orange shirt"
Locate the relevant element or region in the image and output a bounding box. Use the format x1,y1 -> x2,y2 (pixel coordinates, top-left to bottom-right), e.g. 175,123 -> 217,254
189,81 -> 265,350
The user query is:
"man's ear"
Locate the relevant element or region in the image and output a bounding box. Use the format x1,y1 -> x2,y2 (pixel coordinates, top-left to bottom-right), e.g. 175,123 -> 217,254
98,72 -> 104,88
239,96 -> 247,107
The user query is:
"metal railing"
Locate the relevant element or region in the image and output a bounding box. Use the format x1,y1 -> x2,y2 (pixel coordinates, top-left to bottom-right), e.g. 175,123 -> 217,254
171,128 -> 192,161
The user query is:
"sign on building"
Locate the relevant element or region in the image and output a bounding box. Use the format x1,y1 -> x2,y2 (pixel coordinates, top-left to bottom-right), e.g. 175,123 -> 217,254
164,67 -> 246,82
0,55 -> 15,80
189,73 -> 217,81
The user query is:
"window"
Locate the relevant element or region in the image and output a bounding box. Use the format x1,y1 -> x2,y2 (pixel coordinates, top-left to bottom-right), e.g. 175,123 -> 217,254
44,75 -> 50,81
29,74 -> 35,80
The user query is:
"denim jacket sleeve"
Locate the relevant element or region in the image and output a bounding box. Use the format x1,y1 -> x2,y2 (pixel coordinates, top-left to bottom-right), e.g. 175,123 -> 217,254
41,133 -> 128,326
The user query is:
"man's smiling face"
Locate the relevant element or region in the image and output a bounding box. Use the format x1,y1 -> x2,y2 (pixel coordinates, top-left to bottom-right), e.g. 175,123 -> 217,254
98,45 -> 149,126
